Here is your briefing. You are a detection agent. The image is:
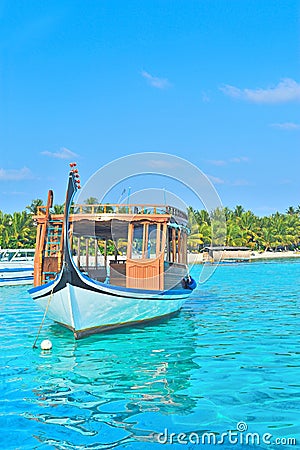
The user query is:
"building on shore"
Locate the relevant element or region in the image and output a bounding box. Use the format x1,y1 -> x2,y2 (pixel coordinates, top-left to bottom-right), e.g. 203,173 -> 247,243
202,246 -> 251,263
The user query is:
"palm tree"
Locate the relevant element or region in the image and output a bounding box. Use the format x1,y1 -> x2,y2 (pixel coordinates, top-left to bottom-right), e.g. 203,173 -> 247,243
223,207 -> 234,221
8,211 -> 35,248
195,209 -> 211,225
238,210 -> 259,248
0,211 -> 13,248
225,221 -> 242,246
257,217 -> 276,251
187,207 -> 212,250
26,199 -> 44,215
270,212 -> 293,249
284,214 -> 300,249
286,206 -> 296,215
233,205 -> 245,218
52,204 -> 65,214
188,222 -> 211,251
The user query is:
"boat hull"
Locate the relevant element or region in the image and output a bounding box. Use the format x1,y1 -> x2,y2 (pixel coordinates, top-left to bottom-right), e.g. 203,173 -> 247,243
30,277 -> 191,338
0,266 -> 34,286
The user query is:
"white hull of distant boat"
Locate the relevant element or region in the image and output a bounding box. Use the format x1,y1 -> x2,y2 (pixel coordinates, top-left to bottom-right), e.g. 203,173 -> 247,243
0,264 -> 34,286
0,249 -> 35,286
29,269 -> 190,338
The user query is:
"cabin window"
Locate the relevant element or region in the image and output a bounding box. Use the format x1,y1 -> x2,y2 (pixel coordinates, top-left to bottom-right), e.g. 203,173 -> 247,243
72,220 -> 129,273
131,223 -> 143,259
110,220 -> 129,257
128,222 -> 164,260
72,235 -> 104,272
165,226 -> 187,264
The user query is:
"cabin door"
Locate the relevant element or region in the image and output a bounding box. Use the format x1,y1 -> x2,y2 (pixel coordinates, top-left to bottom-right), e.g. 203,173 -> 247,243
126,222 -> 166,290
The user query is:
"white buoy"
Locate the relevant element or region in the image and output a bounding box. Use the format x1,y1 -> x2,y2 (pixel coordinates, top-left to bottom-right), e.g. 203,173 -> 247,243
40,339 -> 52,351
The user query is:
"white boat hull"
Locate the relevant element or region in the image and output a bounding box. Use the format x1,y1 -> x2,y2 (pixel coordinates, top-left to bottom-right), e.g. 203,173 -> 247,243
30,271 -> 191,338
0,265 -> 34,286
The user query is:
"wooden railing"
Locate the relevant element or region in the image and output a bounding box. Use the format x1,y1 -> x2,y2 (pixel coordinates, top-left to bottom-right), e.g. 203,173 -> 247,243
36,203 -> 188,220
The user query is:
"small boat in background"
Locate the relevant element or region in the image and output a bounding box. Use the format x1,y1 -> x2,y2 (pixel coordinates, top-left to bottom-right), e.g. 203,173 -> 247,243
0,249 -> 35,286
29,163 -> 196,339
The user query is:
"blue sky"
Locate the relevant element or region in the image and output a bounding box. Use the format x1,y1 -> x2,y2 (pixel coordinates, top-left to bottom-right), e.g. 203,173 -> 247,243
0,0 -> 299,215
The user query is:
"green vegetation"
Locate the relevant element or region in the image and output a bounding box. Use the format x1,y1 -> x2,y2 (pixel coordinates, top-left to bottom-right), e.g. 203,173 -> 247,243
188,205 -> 300,252
1,199 -> 300,252
0,199 -> 65,249
0,210 -> 36,248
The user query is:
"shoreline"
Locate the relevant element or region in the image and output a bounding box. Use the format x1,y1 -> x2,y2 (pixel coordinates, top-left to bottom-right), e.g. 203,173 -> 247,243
188,251 -> 300,264
249,250 -> 300,260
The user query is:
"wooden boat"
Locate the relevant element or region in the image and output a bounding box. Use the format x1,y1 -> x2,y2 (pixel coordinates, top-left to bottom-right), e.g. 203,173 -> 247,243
0,248 -> 35,286
28,164 -> 196,339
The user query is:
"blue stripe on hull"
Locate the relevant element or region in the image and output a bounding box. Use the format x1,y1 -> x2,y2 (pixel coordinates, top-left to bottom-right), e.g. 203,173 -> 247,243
0,275 -> 33,280
29,272 -> 190,299
0,267 -> 34,273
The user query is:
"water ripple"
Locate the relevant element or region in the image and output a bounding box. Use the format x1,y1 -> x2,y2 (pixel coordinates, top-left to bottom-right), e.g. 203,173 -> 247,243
1,261 -> 300,448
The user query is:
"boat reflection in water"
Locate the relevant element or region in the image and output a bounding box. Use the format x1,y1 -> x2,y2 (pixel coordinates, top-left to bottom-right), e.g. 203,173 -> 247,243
29,309 -> 199,447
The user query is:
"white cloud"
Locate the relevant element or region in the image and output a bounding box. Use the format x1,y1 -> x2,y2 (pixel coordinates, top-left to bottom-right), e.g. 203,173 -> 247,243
41,147 -> 79,159
270,122 -> 300,130
231,179 -> 251,186
207,156 -> 249,166
201,91 -> 210,103
220,78 -> 300,103
279,179 -> 292,185
208,175 -> 225,184
230,156 -> 250,163
0,167 -> 33,181
141,70 -> 171,89
207,159 -> 227,166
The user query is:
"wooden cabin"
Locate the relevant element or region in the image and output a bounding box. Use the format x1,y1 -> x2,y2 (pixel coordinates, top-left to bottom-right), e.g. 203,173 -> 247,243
33,192 -> 189,291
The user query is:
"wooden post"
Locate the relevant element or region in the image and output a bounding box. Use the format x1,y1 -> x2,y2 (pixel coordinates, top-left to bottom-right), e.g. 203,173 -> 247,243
77,236 -> 81,269
104,239 -> 107,268
142,223 -> 149,259
166,227 -> 170,261
127,223 -> 134,259
178,229 -> 181,263
160,223 -> 167,289
183,232 -> 187,264
34,190 -> 53,286
172,228 -> 176,263
95,238 -> 98,268
156,223 -> 161,257
33,223 -> 42,286
85,238 -> 89,270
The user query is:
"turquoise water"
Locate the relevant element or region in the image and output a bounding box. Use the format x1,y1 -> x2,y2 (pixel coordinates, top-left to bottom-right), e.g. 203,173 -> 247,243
1,260 -> 299,449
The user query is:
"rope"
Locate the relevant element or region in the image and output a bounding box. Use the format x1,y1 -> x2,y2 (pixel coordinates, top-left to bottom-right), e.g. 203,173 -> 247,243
32,284 -> 55,349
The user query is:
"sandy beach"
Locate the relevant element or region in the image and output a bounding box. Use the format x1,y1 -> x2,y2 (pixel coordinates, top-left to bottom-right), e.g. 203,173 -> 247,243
249,250 -> 300,260
188,250 -> 300,264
